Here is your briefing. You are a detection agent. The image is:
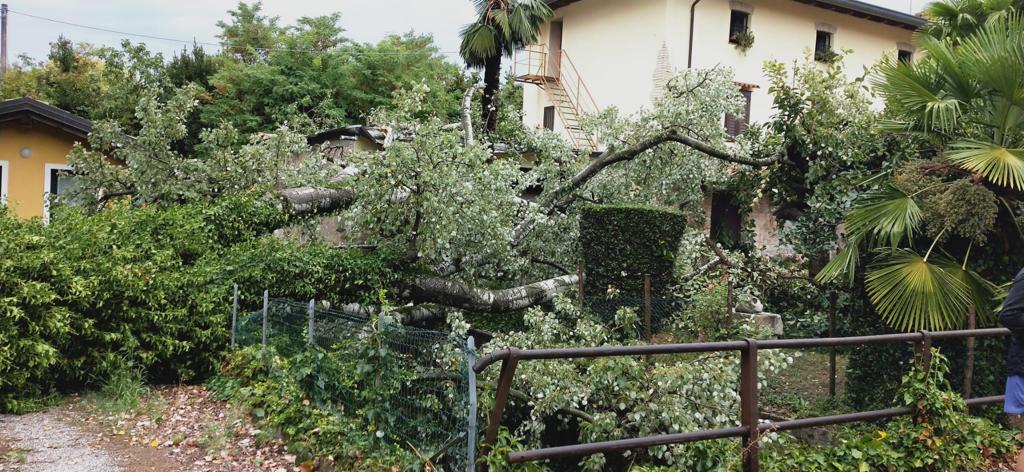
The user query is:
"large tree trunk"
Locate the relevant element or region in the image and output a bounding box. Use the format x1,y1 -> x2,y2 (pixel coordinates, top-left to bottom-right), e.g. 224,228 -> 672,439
406,274 -> 578,313
481,54 -> 502,133
278,186 -> 357,217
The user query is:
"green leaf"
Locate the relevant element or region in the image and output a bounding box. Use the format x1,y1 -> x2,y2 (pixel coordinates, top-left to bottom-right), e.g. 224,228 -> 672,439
865,249 -> 971,331
815,244 -> 860,287
946,140 -> 1024,190
939,261 -> 1000,323
845,186 -> 922,249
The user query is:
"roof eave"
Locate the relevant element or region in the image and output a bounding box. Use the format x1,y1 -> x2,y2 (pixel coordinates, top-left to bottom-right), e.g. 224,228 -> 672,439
544,0 -> 925,30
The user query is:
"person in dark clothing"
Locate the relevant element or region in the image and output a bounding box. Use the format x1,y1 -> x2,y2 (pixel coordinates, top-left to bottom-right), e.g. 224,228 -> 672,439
999,268 -> 1024,472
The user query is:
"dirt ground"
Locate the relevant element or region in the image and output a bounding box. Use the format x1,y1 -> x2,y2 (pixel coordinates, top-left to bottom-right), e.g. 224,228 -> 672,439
0,387 -> 298,472
0,402 -> 176,472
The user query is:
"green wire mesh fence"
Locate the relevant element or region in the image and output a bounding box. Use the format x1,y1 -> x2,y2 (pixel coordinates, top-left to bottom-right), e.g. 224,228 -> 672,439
232,289 -> 476,471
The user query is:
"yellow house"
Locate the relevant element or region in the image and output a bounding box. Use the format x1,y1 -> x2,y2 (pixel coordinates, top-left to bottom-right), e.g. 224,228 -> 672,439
518,0 -> 925,148
0,97 -> 91,220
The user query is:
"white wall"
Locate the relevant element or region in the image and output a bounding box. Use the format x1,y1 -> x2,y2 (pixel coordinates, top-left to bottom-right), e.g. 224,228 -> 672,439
688,0 -> 913,122
522,0 -> 915,132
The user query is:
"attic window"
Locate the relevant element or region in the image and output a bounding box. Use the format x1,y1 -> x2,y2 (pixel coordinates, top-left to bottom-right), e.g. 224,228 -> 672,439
898,49 -> 913,63
729,10 -> 750,43
814,30 -> 834,62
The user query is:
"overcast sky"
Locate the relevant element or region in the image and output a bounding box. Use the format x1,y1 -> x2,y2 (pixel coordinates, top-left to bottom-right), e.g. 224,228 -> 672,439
7,0 -> 928,66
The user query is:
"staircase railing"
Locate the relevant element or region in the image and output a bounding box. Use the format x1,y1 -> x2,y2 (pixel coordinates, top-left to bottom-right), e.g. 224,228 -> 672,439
514,44 -> 599,149
552,50 -> 599,120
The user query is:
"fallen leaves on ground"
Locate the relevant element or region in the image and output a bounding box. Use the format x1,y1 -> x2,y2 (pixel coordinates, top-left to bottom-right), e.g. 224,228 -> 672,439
75,385 -> 303,472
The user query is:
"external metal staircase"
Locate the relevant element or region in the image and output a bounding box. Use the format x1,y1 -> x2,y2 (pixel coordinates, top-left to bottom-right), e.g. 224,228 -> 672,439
514,45 -> 598,149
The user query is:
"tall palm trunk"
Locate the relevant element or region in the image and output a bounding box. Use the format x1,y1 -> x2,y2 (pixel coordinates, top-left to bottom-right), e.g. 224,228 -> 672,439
481,54 -> 502,132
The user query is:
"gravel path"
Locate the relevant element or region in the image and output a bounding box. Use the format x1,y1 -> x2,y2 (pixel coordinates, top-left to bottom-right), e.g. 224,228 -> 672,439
0,410 -> 122,472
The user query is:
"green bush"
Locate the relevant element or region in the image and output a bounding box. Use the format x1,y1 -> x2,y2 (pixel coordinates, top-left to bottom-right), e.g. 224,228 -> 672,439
845,311 -> 1007,414
0,198 -> 399,411
210,346 -> 419,469
0,212 -> 71,412
764,350 -> 1018,471
579,204 -> 686,296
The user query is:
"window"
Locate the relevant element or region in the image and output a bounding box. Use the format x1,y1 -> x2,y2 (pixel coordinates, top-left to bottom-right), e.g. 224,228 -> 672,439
814,30 -> 834,61
543,106 -> 556,131
724,88 -> 753,137
43,163 -> 80,223
898,49 -> 913,64
729,10 -> 750,42
0,160 -> 8,205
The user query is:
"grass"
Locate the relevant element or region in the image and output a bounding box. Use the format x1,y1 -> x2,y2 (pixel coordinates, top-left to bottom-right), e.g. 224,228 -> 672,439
198,406 -> 245,451
84,361 -> 163,421
763,350 -> 851,418
0,448 -> 29,464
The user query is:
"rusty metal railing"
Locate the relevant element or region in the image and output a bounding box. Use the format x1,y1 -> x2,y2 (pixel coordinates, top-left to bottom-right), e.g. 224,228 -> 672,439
474,328 -> 1011,471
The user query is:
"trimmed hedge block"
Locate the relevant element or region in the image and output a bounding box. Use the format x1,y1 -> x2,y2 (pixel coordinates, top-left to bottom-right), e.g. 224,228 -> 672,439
579,204 -> 686,296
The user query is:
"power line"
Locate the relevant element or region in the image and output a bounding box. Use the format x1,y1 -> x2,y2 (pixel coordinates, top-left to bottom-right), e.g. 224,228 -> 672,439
8,8 -> 464,57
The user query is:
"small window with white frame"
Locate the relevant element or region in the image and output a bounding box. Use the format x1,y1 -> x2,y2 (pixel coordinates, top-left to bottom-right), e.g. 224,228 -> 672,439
897,43 -> 914,63
43,163 -> 81,223
0,160 -> 9,206
729,1 -> 754,48
815,23 -> 837,62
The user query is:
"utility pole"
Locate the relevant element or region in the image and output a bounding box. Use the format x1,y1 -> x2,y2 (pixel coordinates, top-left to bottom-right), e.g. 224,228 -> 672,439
1,4 -> 8,81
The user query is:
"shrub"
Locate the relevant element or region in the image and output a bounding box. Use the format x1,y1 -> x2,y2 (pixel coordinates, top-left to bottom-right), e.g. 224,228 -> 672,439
0,198 -> 399,411
210,346 -> 421,469
764,350 -> 1018,471
0,211 -> 71,412
845,311 -> 1007,414
579,204 -> 686,296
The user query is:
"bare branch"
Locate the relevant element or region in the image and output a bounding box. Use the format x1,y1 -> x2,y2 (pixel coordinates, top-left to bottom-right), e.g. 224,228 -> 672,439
511,128 -> 779,246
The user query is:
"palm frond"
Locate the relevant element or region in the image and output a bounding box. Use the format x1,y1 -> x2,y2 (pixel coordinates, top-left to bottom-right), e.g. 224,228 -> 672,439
844,185 -> 922,249
876,57 -> 963,131
865,249 -> 971,331
815,244 -> 860,287
946,140 -> 1024,190
459,23 -> 500,67
939,260 -> 1001,324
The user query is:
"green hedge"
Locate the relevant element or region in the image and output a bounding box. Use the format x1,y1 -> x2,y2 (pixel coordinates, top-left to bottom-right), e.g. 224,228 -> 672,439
0,197 -> 399,412
579,204 -> 686,296
845,310 -> 1006,415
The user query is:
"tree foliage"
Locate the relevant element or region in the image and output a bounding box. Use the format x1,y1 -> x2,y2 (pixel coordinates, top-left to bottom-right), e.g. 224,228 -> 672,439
818,14 -> 1024,331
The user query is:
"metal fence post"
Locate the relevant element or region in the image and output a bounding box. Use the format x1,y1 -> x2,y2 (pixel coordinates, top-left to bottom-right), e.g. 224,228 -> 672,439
828,291 -> 837,398
913,330 -> 932,424
261,290 -> 269,349
643,274 -> 653,342
308,299 -> 316,346
482,349 -> 520,460
740,338 -> 760,472
964,305 -> 976,400
466,336 -> 478,472
577,260 -> 585,308
231,284 -> 238,347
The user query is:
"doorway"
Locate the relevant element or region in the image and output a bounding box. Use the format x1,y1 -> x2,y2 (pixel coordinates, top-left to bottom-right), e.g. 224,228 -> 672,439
547,20 -> 563,77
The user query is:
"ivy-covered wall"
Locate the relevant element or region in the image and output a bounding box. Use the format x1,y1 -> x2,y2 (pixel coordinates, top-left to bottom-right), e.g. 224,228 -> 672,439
579,204 -> 686,296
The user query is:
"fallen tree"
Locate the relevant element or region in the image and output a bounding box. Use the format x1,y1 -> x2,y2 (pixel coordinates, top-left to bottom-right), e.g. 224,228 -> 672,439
65,69 -> 781,316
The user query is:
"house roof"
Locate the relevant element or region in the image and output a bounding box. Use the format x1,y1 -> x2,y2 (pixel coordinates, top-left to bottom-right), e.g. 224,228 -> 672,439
545,0 -> 926,31
0,97 -> 92,138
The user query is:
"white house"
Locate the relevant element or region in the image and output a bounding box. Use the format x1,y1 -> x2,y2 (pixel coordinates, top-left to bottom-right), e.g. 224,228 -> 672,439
517,0 -> 924,148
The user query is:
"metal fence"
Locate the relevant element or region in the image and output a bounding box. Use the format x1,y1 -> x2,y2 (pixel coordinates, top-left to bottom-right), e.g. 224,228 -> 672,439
231,288 -> 477,472
474,327 -> 1010,471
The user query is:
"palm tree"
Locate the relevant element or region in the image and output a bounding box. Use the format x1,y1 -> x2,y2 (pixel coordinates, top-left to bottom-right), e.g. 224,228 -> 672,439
460,0 -> 553,132
818,14 -> 1024,331
921,0 -> 1019,41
